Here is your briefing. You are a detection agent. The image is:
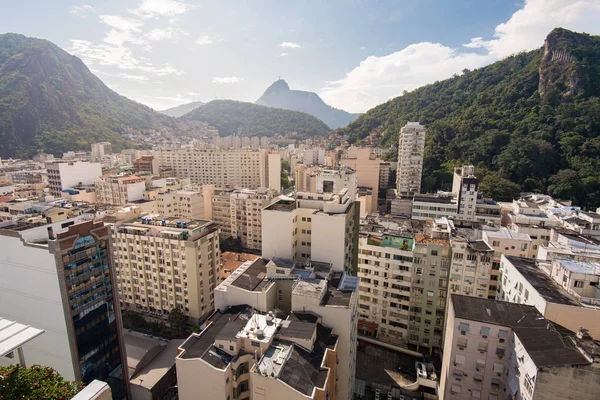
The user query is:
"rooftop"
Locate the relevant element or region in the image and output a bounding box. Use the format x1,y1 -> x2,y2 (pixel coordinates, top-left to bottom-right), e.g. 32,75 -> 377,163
504,256 -> 579,306
230,258 -> 269,291
451,295 -> 590,368
483,227 -> 531,241
556,259 -> 600,275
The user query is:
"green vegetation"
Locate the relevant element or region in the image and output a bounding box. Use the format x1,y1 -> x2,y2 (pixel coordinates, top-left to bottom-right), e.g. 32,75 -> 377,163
0,33 -> 172,158
122,310 -> 193,339
339,28 -> 600,209
0,365 -> 83,399
183,100 -> 331,138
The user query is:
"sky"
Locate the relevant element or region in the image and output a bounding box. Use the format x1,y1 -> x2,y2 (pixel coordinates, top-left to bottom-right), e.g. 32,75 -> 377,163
2,0 -> 600,113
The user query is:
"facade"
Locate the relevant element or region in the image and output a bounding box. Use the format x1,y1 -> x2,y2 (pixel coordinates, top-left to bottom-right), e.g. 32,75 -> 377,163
211,187 -> 277,250
396,122 -> 426,196
379,161 -> 391,191
133,155 -> 160,175
452,165 -> 479,222
156,148 -> 281,192
303,147 -> 325,166
449,231 -> 495,299
95,175 -> 145,205
91,142 -> 112,162
176,257 -> 357,400
156,188 -> 210,220
498,255 -> 600,338
113,216 -> 220,322
0,218 -> 128,397
46,161 -> 103,197
340,147 -> 381,213
440,295 -> 600,400
262,168 -> 360,275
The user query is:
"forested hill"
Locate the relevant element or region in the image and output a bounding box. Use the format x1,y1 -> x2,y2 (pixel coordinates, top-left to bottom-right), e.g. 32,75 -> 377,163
183,99 -> 331,138
0,33 -> 172,158
340,28 -> 600,208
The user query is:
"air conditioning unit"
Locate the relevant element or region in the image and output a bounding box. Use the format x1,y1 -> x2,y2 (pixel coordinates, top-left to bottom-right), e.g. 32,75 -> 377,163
458,346 -> 465,350
482,335 -> 488,339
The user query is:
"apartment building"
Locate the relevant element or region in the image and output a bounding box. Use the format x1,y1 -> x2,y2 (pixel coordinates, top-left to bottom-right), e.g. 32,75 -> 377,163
95,174 -> 145,205
537,228 -> 600,263
156,187 -> 212,220
412,193 -> 458,221
356,217 -> 451,355
46,161 -> 102,197
341,147 -> 381,213
262,168 -> 360,275
175,257 -> 357,400
133,155 -> 160,175
396,122 -> 426,196
562,211 -> 600,238
156,148 -> 281,192
450,228 -> 495,299
113,216 -> 220,323
91,142 -> 112,162
498,255 -> 600,338
0,218 -> 128,397
303,147 -> 325,166
440,295 -> 600,400
379,161 -> 392,191
211,187 -> 277,250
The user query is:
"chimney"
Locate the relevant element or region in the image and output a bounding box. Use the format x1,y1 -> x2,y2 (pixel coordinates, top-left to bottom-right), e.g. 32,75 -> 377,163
47,226 -> 55,240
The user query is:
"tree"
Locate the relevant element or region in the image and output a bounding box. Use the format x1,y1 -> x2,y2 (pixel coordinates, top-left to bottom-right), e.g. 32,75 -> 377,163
0,365 -> 83,400
281,170 -> 292,190
281,159 -> 291,173
168,306 -> 188,336
479,173 -> 522,202
547,169 -> 586,203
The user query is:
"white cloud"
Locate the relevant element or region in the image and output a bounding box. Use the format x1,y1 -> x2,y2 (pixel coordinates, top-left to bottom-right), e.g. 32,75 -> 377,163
212,77 -> 244,84
117,73 -> 150,81
187,91 -> 202,96
360,46 -> 366,50
129,0 -> 196,18
196,35 -> 223,45
277,52 -> 288,57
69,4 -> 94,18
279,42 -> 301,48
321,0 -> 600,113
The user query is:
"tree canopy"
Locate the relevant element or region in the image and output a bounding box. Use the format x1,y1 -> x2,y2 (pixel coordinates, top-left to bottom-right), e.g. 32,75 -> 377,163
0,365 -> 83,400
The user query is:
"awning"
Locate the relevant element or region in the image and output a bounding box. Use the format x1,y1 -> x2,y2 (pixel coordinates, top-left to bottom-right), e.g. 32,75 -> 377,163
0,318 -> 44,358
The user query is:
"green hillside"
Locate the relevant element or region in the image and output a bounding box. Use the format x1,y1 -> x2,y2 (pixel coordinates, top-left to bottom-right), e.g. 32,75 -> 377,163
183,99 -> 331,138
340,28 -> 600,208
0,33 -> 171,158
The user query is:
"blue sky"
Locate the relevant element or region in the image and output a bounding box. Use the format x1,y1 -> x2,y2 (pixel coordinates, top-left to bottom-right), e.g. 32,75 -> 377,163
2,0 -> 600,112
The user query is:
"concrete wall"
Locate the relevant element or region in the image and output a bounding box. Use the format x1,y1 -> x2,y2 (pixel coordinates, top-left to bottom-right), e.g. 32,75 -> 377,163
543,303 -> 600,339
311,212 -> 347,271
262,208 -> 296,260
176,358 -> 229,400
534,364 -> 600,400
0,235 -> 76,380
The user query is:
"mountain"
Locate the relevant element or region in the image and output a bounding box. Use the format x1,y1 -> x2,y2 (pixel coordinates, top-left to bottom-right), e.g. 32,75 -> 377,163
0,33 -> 171,158
255,79 -> 359,128
160,101 -> 204,117
340,28 -> 600,208
183,99 -> 331,138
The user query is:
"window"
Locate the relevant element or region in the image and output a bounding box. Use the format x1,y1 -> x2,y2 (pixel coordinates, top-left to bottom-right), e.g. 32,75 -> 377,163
473,373 -> 483,383
492,241 -> 500,247
453,371 -> 464,381
471,389 -> 481,399
454,354 -> 466,365
493,363 -> 504,374
251,341 -> 260,347
459,322 -> 470,333
496,347 -> 505,358
457,338 -> 468,349
475,359 -> 485,371
451,384 -> 462,394
478,342 -> 488,353
480,326 -> 490,337
574,280 -> 584,288
498,329 -> 509,341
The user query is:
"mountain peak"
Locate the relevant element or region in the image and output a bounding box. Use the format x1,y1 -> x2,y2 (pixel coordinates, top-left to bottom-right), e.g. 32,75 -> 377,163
264,79 -> 291,94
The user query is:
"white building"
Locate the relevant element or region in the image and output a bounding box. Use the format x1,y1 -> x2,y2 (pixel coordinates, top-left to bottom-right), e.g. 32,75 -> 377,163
156,187 -> 212,220
156,148 -> 281,192
262,168 -> 359,275
46,161 -> 102,197
91,142 -> 112,162
449,232 -> 495,299
94,174 -> 145,205
303,147 -> 325,166
440,295 -> 600,400
396,122 -> 426,196
113,216 -> 220,323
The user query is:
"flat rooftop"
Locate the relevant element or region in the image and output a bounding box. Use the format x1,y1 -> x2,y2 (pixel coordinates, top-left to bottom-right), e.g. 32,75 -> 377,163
556,259 -> 600,275
504,256 -> 579,306
451,295 -> 589,368
484,227 -> 531,240
230,258 -> 269,291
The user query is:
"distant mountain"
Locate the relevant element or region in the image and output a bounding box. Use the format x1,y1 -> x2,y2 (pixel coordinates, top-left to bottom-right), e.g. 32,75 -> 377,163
0,33 -> 171,158
160,101 -> 204,117
255,79 -> 359,128
340,28 -> 600,208
183,99 -> 331,137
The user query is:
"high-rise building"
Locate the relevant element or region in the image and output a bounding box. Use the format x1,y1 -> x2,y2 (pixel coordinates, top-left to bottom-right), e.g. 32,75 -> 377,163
440,295 -> 600,400
113,216 -> 220,323
91,142 -> 112,162
452,165 -> 479,222
341,147 -> 381,213
157,148 -> 281,192
396,122 -> 426,196
95,175 -> 145,205
156,187 -> 212,220
0,218 -> 128,398
211,187 -> 278,250
262,168 -> 360,275
176,257 -> 358,400
46,161 -> 103,197
132,155 -> 160,175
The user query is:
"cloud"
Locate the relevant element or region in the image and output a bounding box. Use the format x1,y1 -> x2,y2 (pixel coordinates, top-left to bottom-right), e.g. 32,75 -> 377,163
212,77 -> 244,84
360,46 -> 366,50
277,52 -> 288,57
69,4 -> 94,18
279,42 -> 301,48
129,0 -> 196,18
321,0 -> 600,113
187,91 -> 202,96
155,95 -> 194,103
196,35 -> 223,45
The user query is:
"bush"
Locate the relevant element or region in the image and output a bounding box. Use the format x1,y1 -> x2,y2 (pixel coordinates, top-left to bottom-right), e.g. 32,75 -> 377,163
0,365 -> 83,400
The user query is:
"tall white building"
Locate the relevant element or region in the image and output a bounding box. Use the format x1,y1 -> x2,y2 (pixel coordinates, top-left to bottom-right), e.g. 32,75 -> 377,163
157,148 -> 281,192
46,161 -> 102,197
113,216 -> 220,323
91,142 -> 112,162
262,168 -> 360,274
396,122 -> 426,196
